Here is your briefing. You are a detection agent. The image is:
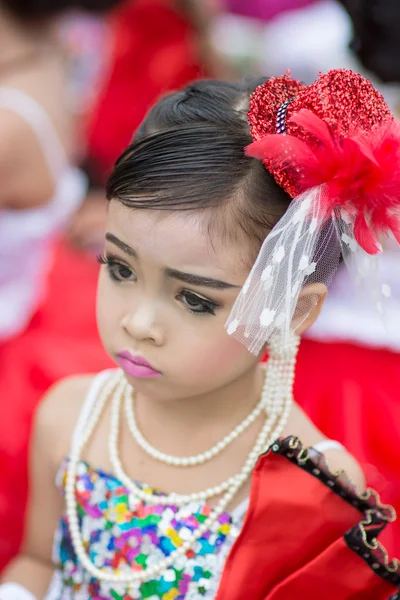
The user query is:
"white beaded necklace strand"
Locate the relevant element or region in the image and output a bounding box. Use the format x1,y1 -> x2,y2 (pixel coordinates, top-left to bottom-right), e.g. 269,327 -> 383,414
124,380 -> 270,467
114,382 -> 241,504
111,370 -> 280,506
65,333 -> 299,584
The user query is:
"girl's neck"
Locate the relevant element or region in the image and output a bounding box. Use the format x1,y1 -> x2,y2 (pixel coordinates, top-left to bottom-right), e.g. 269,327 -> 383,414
134,364 -> 265,442
0,8 -> 53,74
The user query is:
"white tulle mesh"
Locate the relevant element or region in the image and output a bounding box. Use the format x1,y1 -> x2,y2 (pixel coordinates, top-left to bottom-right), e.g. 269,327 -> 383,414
335,209 -> 389,323
225,183 -> 389,354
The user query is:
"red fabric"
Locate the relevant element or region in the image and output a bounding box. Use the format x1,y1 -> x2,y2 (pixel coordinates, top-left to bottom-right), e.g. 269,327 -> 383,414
216,450 -> 397,600
86,0 -> 208,180
295,338 -> 400,555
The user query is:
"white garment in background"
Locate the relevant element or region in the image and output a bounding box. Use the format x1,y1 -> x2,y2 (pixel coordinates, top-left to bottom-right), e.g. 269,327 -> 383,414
308,252 -> 400,352
259,0 -> 400,110
259,0 -> 358,84
0,87 -> 87,341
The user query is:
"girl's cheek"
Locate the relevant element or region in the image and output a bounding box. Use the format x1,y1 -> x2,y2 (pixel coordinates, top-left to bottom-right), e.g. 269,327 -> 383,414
188,332 -> 252,374
97,278 -> 123,337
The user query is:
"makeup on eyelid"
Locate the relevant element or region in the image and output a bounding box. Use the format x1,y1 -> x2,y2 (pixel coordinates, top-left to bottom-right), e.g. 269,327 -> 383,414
98,254 -> 221,317
104,232 -> 241,291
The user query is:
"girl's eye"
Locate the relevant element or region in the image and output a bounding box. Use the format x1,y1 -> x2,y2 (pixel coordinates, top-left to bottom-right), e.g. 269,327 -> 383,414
178,290 -> 218,316
97,255 -> 136,282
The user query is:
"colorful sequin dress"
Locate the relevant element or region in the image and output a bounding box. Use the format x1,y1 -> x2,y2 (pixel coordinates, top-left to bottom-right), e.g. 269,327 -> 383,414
44,371 -> 248,600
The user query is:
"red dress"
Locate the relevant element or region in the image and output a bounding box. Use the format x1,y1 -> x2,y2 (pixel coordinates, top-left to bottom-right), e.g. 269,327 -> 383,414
217,436 -> 400,600
296,338 -> 400,555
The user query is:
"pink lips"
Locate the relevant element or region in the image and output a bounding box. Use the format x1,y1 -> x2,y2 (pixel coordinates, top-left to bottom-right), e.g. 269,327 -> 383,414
117,351 -> 162,379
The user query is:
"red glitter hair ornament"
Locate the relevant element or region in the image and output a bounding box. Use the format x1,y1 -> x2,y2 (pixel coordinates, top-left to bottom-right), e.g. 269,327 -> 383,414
226,70 -> 400,354
247,69 -> 400,254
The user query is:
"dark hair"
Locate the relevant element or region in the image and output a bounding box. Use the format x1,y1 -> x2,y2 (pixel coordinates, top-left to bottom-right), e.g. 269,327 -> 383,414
339,0 -> 400,83
3,0 -> 123,21
106,78 -> 292,263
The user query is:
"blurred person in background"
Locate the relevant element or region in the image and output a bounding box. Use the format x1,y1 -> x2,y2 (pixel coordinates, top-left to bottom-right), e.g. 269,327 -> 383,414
0,0 -> 229,574
338,0 -> 400,85
68,0 -> 229,250
0,0 -> 123,571
257,0 -> 358,83
0,0 -> 126,344
210,0 -> 357,84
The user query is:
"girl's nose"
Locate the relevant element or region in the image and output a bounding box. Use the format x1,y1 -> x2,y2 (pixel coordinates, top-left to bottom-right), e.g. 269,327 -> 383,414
121,302 -> 164,346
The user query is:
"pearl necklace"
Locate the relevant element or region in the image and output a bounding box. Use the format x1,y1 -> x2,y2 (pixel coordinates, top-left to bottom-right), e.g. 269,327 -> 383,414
65,333 -> 299,584
124,381 -> 269,467
110,373 -> 283,506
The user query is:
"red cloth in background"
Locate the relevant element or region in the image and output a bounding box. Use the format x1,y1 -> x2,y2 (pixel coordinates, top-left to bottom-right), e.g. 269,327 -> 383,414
295,338 -> 400,554
86,0 -> 207,180
0,242 -> 112,570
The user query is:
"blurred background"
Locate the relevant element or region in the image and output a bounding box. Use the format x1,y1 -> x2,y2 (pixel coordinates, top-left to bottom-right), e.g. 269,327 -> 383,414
0,0 -> 399,572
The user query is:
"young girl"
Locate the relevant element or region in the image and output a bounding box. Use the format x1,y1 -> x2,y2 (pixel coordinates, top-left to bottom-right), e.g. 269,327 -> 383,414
1,70 -> 400,599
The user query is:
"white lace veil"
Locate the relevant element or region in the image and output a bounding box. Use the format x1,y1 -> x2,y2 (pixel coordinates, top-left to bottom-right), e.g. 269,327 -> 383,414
225,183 -> 391,354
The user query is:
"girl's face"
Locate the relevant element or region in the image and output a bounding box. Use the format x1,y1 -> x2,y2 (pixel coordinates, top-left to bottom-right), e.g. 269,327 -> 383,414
97,200 -> 261,401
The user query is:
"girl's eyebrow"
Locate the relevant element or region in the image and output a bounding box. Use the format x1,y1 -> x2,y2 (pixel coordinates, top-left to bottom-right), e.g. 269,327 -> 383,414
105,232 -> 240,290
106,232 -> 138,258
164,268 -> 240,290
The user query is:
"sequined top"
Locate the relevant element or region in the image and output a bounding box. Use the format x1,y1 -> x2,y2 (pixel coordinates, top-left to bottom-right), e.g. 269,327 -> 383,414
44,370 -> 344,600
44,458 -> 246,600
44,370 -> 248,600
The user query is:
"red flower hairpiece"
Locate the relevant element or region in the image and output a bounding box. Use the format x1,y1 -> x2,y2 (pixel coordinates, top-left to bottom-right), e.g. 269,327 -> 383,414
226,70 -> 399,354
246,69 -> 400,254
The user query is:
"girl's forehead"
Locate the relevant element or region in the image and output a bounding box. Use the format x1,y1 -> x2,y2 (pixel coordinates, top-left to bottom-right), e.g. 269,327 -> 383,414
107,200 -> 249,277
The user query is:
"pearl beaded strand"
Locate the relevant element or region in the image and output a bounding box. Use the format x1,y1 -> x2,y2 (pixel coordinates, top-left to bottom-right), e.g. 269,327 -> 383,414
109,368 -> 283,506
124,381 -> 269,467
65,371 -> 125,582
105,373 -> 290,582
66,372 -> 289,583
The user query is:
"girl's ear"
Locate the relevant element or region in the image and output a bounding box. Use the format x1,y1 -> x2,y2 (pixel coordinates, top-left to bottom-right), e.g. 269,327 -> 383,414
293,282 -> 328,335
256,282 -> 328,357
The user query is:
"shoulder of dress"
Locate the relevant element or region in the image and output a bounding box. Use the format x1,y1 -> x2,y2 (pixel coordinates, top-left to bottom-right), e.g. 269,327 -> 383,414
268,436 -> 367,508
215,436 -> 400,600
